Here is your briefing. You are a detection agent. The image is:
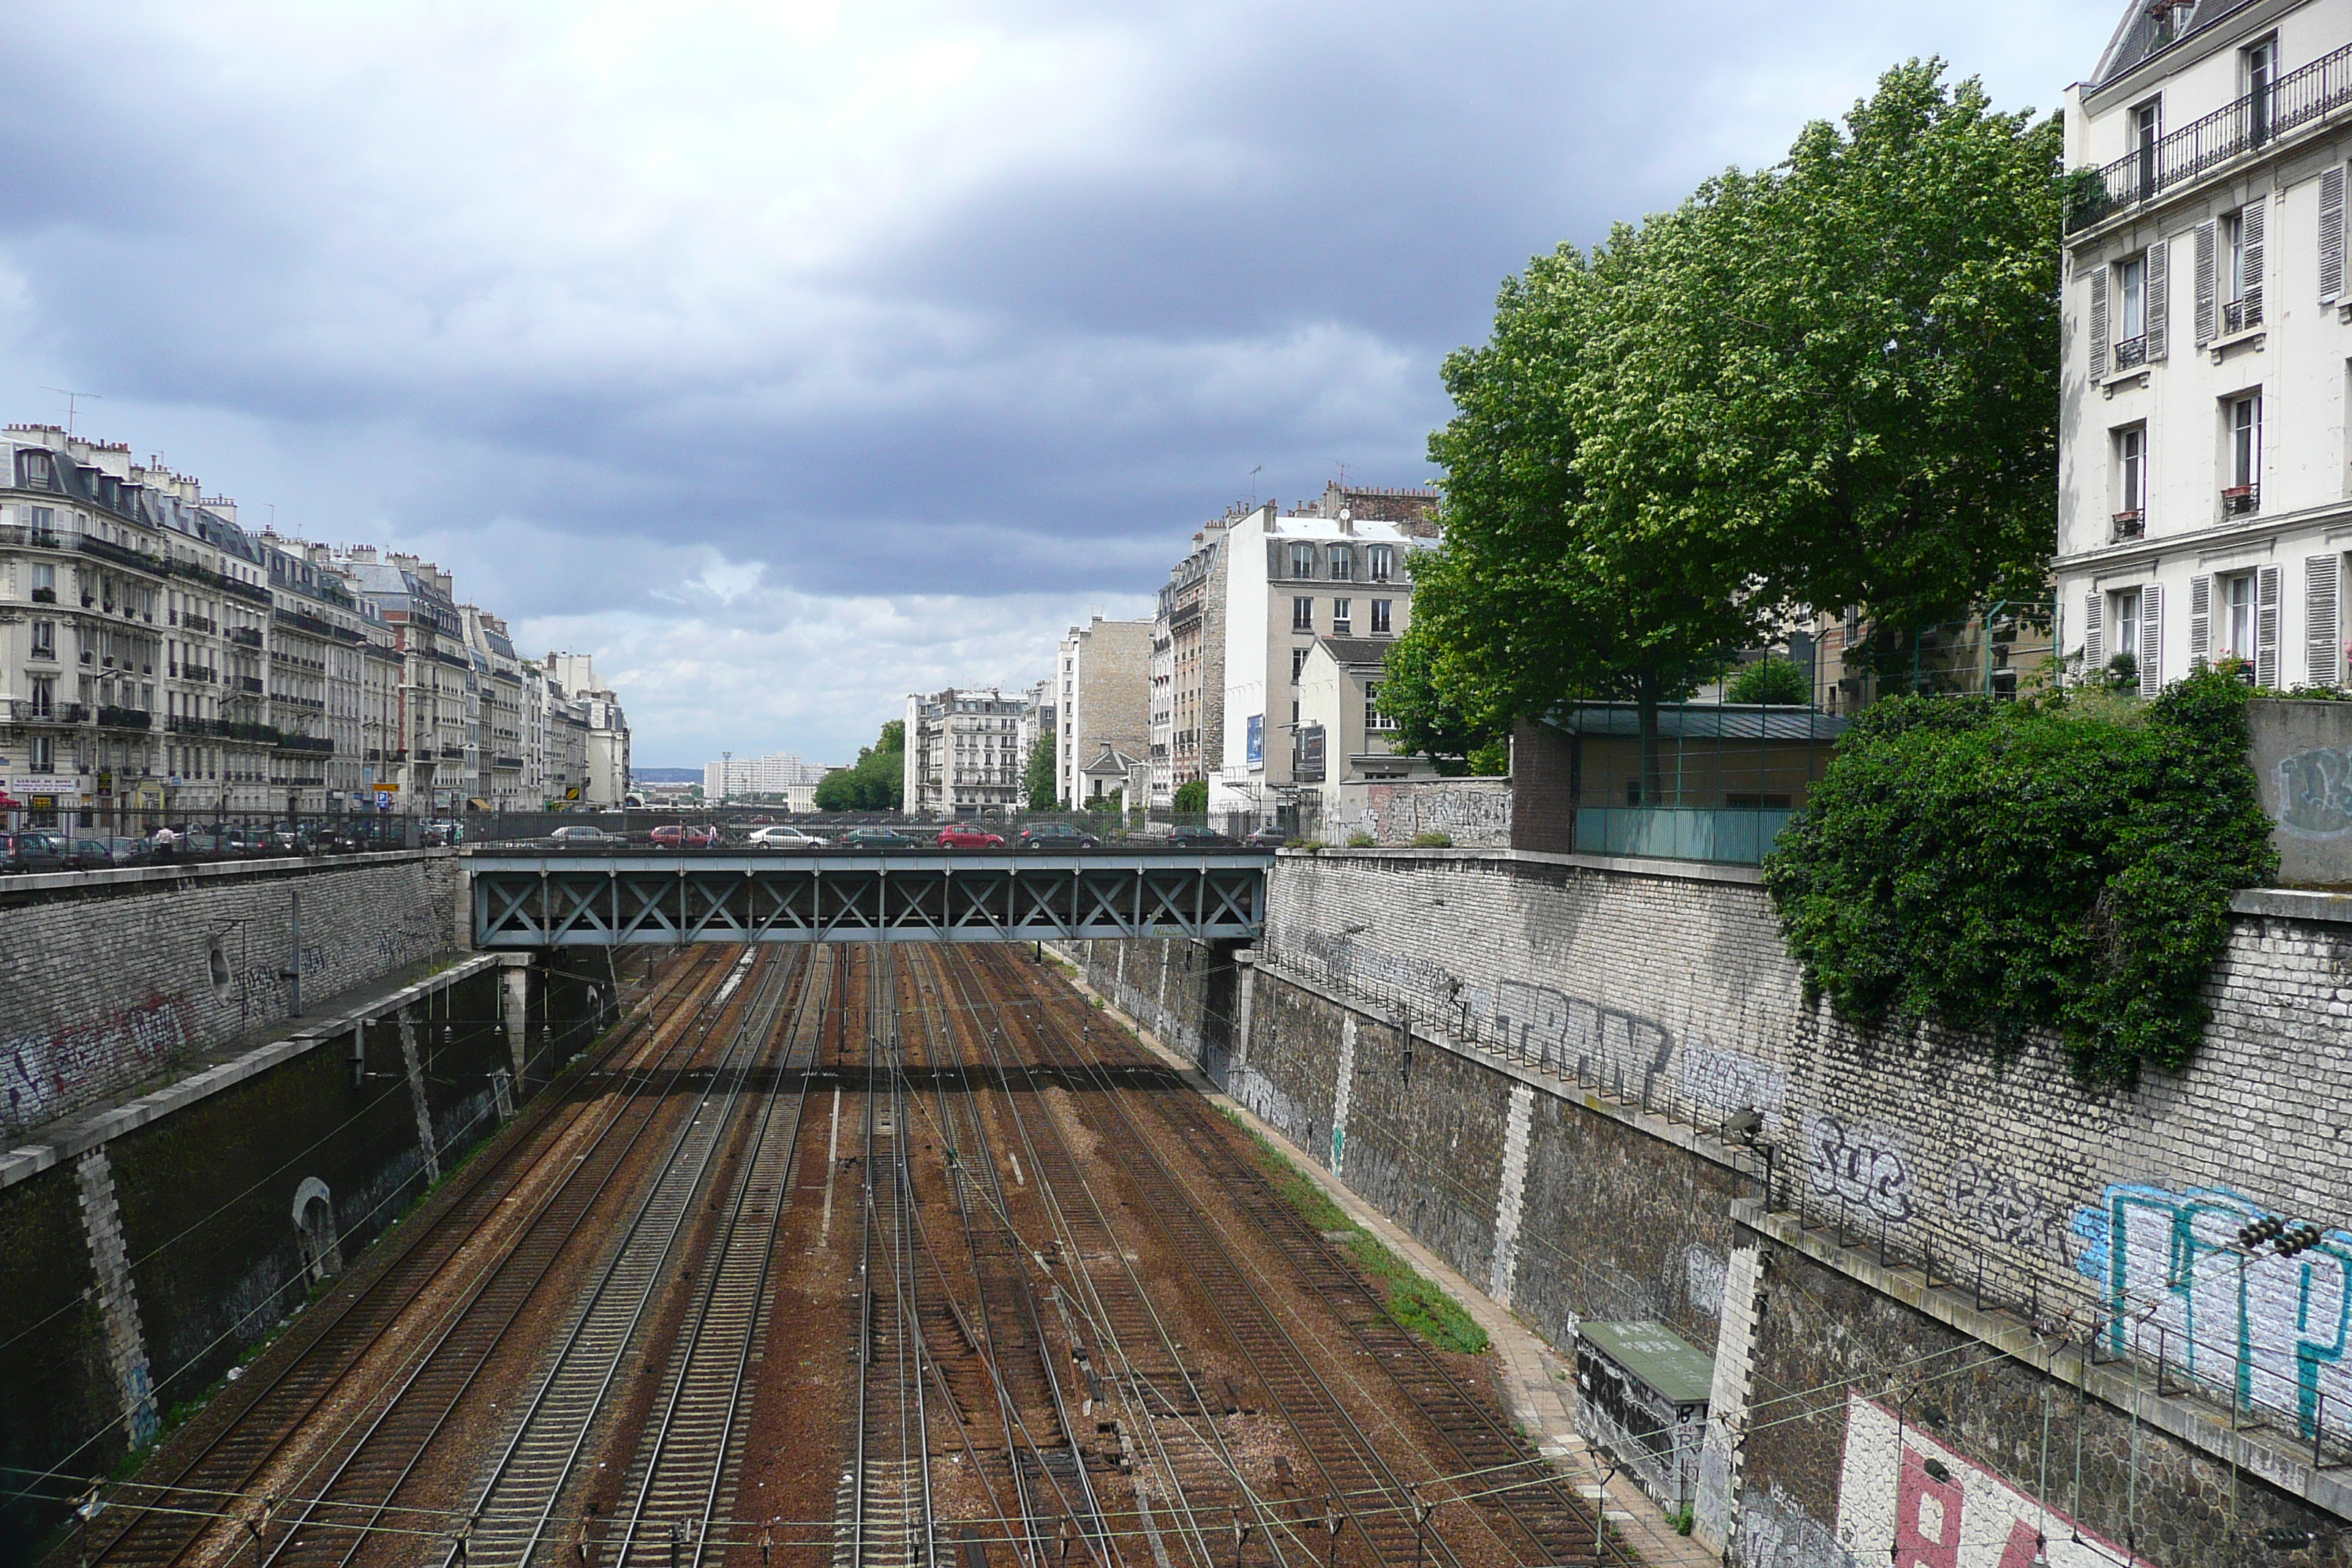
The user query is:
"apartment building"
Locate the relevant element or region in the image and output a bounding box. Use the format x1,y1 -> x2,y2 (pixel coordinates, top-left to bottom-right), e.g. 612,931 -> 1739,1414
2060,0 -> 2352,691
1208,484 -> 1438,811
1293,636 -> 1436,819
461,606 -> 528,810
704,751 -> 829,810
333,550 -> 479,812
903,687 -> 1027,817
1055,617 -> 1152,808
548,654 -> 631,807
1149,518 -> 1232,807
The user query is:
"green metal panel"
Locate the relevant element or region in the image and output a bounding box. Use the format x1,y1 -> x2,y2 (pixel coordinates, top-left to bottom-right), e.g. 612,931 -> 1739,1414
1576,1320 -> 1715,1406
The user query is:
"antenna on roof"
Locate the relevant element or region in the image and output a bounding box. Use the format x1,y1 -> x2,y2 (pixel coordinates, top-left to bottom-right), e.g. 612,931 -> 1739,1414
39,386 -> 102,435
1250,464 -> 1263,505
1333,461 -> 1352,486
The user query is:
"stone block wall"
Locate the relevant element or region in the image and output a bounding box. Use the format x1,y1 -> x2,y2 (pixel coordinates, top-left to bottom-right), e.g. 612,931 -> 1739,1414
1081,848 -> 2352,1564
0,851 -> 463,1134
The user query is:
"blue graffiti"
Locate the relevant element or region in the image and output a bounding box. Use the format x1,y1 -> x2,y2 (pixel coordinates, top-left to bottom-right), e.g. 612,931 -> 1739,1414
2073,1183 -> 2352,1436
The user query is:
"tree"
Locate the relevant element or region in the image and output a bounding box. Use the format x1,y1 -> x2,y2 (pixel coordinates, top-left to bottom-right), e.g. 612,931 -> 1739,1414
1376,627 -> 1509,777
1172,778 -> 1207,814
1411,61 -> 2061,783
815,718 -> 905,811
1727,657 -> 1811,706
1024,734 -> 1057,810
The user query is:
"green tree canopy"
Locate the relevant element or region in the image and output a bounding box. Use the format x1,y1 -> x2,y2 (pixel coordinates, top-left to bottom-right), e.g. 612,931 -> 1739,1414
1395,60 -> 2060,773
1172,778 -> 1208,814
815,718 -> 905,811
1024,734 -> 1057,810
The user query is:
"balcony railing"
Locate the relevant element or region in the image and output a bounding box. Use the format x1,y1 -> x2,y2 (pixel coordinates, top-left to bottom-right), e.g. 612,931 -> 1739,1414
236,676 -> 265,694
76,534 -> 164,576
97,705 -> 152,731
2112,510 -> 2146,540
31,587 -> 56,603
2223,298 -> 2262,335
2112,334 -> 2148,370
275,734 -> 333,754
2073,41 -> 2352,230
2223,484 -> 2261,516
227,627 -> 263,649
17,702 -> 87,726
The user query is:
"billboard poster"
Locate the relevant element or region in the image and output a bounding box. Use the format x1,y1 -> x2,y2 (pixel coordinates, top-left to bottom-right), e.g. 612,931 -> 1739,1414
1246,715 -> 1264,771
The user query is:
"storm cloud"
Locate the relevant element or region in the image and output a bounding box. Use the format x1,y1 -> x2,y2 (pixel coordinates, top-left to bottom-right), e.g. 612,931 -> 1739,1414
0,0 -> 2118,763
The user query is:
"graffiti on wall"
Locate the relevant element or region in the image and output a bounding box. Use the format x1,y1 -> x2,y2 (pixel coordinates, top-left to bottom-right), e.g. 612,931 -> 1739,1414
1365,781 -> 1513,847
1,992 -> 200,1129
2071,1183 -> 2352,1435
1834,1396 -> 2149,1567
2276,745 -> 2352,838
1806,1115 -> 1915,1224
1945,1158 -> 2071,1262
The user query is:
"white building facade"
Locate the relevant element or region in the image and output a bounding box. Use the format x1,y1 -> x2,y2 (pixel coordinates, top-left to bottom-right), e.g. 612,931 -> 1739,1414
2060,0 -> 2352,692
903,688 -> 1026,818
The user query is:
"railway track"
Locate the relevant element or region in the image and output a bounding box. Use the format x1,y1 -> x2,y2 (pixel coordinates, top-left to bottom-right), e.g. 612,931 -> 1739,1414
446,948 -> 804,1568
962,945 -> 1612,1568
604,946 -> 834,1568
840,946 -> 932,1568
66,947 -> 732,1568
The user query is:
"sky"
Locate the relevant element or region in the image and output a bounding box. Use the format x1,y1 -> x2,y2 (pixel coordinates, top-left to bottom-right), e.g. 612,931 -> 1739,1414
0,0 -> 2124,767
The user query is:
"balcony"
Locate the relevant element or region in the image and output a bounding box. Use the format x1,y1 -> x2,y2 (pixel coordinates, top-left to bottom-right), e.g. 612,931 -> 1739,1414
76,534 -> 163,576
2223,485 -> 2261,517
18,702 -> 87,726
2112,335 -> 2148,372
30,586 -> 56,604
2223,298 -> 2262,335
2111,510 -> 2145,541
275,734 -> 334,755
227,627 -> 263,649
2071,41 -> 2352,231
236,676 -> 265,694
97,705 -> 152,731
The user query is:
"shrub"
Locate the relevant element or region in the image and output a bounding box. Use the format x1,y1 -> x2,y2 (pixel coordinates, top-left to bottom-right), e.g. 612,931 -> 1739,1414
1763,668 -> 2276,1082
1409,830 -> 1454,848
1728,656 -> 1811,706
1346,832 -> 1379,848
1172,778 -> 1209,813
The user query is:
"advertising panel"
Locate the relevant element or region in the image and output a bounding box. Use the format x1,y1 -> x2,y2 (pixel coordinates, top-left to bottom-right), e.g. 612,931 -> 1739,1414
1245,715 -> 1264,771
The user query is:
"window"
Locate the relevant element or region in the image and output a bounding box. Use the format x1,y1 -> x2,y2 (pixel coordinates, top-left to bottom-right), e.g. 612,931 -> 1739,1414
2114,587 -> 2143,673
2133,99 -> 2161,197
1292,647 -> 1310,682
2112,253 -> 2154,369
2224,571 -> 2256,659
2247,37 -> 2277,145
1328,545 -> 1352,581
17,451 -> 51,491
29,675 -> 53,717
30,562 -> 53,603
1290,543 -> 1316,578
2222,208 -> 2261,331
28,736 -> 51,772
1292,596 -> 1314,632
2226,393 -> 2262,511
1332,597 -> 1352,632
1371,599 -> 1392,635
1367,543 -> 1395,582
1365,682 -> 1396,731
29,620 -> 53,660
2114,426 -> 2146,536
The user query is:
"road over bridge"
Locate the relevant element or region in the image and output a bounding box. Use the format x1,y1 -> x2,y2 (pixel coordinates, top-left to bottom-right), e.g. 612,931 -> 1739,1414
463,845 -> 1273,947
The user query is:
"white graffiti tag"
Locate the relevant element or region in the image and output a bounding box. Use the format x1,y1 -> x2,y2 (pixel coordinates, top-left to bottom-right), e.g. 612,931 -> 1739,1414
1806,1115 -> 1913,1223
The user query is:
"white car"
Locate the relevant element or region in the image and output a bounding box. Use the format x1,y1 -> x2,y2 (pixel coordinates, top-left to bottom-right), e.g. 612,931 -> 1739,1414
549,824 -> 621,845
746,826 -> 829,849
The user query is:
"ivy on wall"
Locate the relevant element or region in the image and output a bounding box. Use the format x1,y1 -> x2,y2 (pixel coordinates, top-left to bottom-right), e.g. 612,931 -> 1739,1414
1763,669 -> 2277,1082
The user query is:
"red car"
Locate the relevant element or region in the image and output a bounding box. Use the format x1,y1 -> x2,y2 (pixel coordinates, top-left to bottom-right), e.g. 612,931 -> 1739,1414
936,824 -> 1006,850
649,823 -> 722,848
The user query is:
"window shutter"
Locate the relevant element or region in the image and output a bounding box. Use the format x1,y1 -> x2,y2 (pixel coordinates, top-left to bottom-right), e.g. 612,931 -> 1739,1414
2146,239 -> 2168,361
2089,265 -> 2109,380
2139,584 -> 2163,697
2309,554 -> 2342,686
2258,564 -> 2283,687
2082,591 -> 2103,677
2190,575 -> 2212,668
2195,221 -> 2217,343
2244,197 -> 2266,323
2323,166 -> 2347,303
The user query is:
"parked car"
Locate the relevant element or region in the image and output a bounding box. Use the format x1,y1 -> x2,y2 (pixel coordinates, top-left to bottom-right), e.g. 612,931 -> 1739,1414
747,826 -> 829,849
418,818 -> 466,847
1164,825 -> 1240,848
936,824 -> 1006,850
67,837 -> 117,868
838,827 -> 919,848
549,824 -> 622,845
649,823 -> 722,848
106,837 -> 156,867
1243,824 -> 1289,848
0,832 -> 69,873
1017,823 -> 1100,851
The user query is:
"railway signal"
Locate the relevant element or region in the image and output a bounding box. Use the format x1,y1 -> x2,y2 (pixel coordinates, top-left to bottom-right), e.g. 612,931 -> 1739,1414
1324,1501 -> 1343,1568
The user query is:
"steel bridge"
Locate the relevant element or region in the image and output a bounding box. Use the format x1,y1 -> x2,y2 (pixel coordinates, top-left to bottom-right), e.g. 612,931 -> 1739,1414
464,848 -> 1273,947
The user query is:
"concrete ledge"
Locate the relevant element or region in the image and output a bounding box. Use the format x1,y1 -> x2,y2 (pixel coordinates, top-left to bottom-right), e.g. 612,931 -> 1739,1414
2232,885 -> 2352,924
0,847 -> 448,902
1735,1199 -> 2352,1522
1282,845 -> 1768,885
0,951 -> 502,1191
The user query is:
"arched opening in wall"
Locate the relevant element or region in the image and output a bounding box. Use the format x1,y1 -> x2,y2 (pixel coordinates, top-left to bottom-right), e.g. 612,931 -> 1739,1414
290,1176 -> 342,1285
208,941 -> 232,995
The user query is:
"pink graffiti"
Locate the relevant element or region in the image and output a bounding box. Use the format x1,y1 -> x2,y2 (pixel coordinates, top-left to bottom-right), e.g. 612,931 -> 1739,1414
2,991 -> 199,1129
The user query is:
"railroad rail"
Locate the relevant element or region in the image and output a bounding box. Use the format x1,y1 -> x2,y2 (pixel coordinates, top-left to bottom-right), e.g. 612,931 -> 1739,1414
606,945 -> 834,1567
445,948 -> 802,1568
62,948 -> 734,1568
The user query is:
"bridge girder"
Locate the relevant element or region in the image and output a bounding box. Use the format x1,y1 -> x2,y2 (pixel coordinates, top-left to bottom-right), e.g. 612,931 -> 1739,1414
464,852 -> 1270,947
